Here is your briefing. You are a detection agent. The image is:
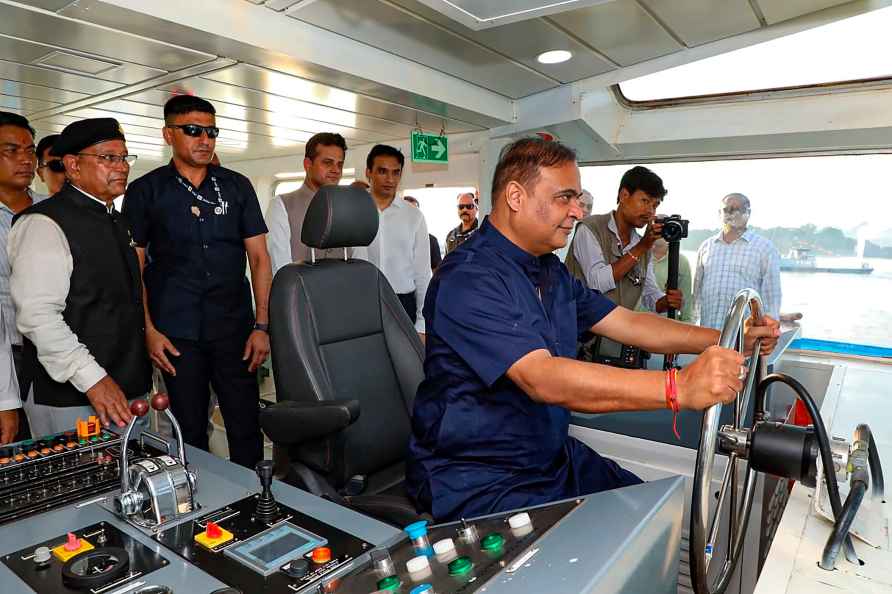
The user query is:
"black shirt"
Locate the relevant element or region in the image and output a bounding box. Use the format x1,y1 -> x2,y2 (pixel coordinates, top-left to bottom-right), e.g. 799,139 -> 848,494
123,162 -> 268,342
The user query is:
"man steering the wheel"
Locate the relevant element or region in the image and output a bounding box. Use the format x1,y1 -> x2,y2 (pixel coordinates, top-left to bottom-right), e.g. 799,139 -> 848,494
406,138 -> 780,522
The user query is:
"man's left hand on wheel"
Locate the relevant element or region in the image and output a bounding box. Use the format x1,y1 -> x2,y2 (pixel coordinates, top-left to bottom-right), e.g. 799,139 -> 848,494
743,313 -> 781,356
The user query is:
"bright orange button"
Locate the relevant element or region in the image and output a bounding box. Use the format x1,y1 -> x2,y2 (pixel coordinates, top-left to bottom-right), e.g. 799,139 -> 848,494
311,547 -> 332,564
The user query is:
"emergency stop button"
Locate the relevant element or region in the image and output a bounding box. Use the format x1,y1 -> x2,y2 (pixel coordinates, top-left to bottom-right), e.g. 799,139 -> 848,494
311,546 -> 332,564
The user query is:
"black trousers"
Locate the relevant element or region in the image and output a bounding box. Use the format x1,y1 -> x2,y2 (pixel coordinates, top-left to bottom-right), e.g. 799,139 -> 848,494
161,333 -> 263,469
397,292 -> 416,324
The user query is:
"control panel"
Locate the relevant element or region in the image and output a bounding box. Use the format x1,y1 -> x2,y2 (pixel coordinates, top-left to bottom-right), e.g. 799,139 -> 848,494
1,521 -> 168,594
329,500 -> 579,594
0,424 -> 162,526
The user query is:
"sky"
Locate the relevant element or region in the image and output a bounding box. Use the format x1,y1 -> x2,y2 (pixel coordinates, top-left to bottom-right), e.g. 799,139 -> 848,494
621,6 -> 892,100
579,155 -> 892,239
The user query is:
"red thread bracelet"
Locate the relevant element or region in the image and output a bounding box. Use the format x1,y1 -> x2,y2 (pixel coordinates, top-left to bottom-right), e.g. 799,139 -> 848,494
665,368 -> 681,440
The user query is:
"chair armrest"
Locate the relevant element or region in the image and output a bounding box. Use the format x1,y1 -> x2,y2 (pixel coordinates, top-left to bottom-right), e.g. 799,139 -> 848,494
260,400 -> 360,446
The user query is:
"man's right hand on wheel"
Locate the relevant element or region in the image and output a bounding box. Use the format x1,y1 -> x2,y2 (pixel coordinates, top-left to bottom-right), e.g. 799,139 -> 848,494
676,345 -> 746,410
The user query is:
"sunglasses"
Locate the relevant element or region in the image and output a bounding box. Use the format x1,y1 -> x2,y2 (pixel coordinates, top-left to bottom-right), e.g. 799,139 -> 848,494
40,159 -> 65,173
458,204 -> 477,211
167,124 -> 220,139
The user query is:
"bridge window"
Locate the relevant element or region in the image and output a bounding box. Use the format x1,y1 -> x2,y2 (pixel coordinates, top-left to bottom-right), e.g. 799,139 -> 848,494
619,7 -> 892,103
579,155 -> 892,350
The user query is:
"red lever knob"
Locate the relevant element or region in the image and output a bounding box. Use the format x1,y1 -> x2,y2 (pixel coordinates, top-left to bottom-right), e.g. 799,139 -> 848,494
150,393 -> 170,412
130,399 -> 149,417
206,521 -> 222,539
64,533 -> 80,552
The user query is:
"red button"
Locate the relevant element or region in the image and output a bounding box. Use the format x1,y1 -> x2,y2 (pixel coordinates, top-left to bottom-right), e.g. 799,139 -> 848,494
206,521 -> 222,539
311,547 -> 332,564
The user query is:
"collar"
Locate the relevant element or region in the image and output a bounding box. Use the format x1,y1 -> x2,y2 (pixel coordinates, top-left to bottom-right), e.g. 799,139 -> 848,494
0,188 -> 42,215
608,210 -> 641,243
166,160 -> 224,182
71,184 -> 115,213
454,218 -> 479,234
479,217 -> 550,285
376,195 -> 405,212
716,228 -> 753,243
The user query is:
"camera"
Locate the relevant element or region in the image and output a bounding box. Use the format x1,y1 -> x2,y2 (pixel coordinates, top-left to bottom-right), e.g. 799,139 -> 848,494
657,214 -> 689,242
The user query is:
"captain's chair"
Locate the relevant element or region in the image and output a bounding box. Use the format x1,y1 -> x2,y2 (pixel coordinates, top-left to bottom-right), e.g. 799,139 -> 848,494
260,185 -> 426,526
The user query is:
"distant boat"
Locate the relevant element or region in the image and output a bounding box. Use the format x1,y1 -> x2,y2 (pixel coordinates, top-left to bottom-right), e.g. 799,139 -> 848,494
780,247 -> 873,274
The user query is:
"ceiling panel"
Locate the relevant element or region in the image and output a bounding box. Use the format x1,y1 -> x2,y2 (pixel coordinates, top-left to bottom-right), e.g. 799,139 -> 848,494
0,79 -> 89,103
389,0 -> 614,83
549,0 -> 683,66
0,60 -> 122,94
637,0 -> 761,47
288,0 -> 558,98
0,94 -> 59,112
757,0 -> 852,25
13,1 -> 77,11
0,2 -> 215,72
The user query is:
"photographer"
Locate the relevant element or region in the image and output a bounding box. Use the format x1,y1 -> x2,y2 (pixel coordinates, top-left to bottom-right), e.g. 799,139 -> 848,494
565,166 -> 683,315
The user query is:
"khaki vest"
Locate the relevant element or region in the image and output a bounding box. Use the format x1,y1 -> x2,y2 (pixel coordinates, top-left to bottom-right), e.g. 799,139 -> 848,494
280,184 -> 345,262
565,212 -> 650,310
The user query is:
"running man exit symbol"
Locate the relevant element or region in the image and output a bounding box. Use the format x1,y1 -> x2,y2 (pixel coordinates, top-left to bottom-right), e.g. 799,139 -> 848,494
411,130 -> 448,164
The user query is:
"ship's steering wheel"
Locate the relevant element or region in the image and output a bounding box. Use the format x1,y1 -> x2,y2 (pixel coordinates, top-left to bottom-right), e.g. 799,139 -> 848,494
689,289 -> 764,594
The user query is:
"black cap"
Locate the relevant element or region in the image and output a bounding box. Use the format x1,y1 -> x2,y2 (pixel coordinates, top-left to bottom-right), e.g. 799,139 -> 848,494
50,118 -> 126,157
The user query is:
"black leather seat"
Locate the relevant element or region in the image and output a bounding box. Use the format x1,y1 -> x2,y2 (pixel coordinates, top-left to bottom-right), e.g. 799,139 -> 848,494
260,185 -> 427,526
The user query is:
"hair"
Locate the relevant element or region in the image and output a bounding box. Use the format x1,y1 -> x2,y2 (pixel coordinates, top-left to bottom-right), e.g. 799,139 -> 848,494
617,166 -> 667,203
305,132 -> 347,160
723,192 -> 751,211
163,95 -> 215,122
491,137 -> 577,200
36,134 -> 60,164
456,191 -> 477,205
366,144 -> 404,170
403,195 -> 419,206
0,111 -> 35,137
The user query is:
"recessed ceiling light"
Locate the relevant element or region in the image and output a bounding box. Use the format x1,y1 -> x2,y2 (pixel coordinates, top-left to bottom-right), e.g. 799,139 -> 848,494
537,50 -> 572,64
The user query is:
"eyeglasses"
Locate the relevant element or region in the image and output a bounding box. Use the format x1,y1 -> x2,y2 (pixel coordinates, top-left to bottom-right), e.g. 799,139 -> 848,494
167,124 -> 220,139
39,160 -> 66,173
77,153 -> 138,165
458,204 -> 477,211
721,207 -> 748,215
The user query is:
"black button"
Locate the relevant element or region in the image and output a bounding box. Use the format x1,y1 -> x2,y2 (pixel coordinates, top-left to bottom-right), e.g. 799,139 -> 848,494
283,558 -> 309,578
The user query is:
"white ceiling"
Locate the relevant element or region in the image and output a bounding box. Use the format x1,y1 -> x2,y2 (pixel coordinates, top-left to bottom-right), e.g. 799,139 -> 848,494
0,0 -> 868,170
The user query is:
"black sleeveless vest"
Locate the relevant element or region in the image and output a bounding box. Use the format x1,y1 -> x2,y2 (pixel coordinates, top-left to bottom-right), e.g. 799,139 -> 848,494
13,184 -> 151,406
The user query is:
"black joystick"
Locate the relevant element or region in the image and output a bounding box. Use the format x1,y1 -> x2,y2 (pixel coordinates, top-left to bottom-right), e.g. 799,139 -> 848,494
254,460 -> 278,519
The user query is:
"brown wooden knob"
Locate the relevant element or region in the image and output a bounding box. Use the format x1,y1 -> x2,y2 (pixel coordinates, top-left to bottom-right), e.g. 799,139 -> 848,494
130,399 -> 149,417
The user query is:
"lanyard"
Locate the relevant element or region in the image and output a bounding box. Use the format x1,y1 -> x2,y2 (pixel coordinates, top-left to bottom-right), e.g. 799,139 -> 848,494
176,175 -> 229,215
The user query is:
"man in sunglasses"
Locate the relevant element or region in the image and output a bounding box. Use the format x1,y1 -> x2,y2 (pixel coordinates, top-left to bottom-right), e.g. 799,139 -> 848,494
444,192 -> 479,255
0,112 -> 49,440
36,133 -> 66,196
9,118 -> 151,435
693,193 -> 781,330
123,95 -> 270,469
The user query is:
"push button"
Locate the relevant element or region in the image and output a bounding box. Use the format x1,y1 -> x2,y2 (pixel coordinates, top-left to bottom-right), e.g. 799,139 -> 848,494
194,521 -> 234,549
310,546 -> 331,564
283,558 -> 309,578
481,532 -> 505,552
447,555 -> 473,576
376,575 -> 401,591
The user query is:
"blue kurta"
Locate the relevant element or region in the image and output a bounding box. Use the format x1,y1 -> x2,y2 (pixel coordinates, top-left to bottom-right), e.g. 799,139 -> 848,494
406,217 -> 642,521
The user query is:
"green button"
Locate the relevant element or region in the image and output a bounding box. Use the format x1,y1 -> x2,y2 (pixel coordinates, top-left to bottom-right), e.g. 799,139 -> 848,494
448,556 -> 473,576
78,439 -> 87,445
481,532 -> 505,551
89,437 -> 99,443
100,433 -> 111,441
377,575 -> 401,591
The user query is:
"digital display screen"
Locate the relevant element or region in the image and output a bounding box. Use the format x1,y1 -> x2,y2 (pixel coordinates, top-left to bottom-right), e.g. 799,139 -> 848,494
251,532 -> 309,564
598,338 -> 623,359
224,523 -> 326,576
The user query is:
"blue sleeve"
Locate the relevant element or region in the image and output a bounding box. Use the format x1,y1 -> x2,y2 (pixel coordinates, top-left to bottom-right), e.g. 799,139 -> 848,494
433,266 -> 548,387
571,274 -> 617,336
122,177 -> 150,247
236,174 -> 268,238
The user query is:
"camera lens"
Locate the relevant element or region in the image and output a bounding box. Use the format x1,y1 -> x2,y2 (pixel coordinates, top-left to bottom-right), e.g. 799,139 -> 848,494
661,221 -> 681,242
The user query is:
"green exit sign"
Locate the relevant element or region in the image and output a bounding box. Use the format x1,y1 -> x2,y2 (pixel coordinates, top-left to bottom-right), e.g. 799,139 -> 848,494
411,130 -> 448,164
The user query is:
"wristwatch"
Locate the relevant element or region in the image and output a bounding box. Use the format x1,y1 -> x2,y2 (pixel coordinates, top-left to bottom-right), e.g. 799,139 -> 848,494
253,322 -> 269,333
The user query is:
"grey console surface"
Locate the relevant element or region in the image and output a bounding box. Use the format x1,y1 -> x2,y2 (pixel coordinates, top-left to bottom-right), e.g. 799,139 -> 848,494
0,445 -> 684,594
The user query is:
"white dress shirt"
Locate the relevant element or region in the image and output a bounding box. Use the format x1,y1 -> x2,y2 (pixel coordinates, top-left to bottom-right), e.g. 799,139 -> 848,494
265,194 -> 292,275
8,185 -> 111,394
0,303 -> 21,411
363,196 -> 431,333
571,213 -> 664,311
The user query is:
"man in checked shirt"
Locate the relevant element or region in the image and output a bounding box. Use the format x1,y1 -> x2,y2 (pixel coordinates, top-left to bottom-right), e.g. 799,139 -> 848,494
693,193 -> 781,330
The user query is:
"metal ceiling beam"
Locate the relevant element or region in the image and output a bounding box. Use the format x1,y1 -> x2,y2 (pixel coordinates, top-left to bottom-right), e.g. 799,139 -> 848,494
26,57 -> 237,121
97,0 -> 516,126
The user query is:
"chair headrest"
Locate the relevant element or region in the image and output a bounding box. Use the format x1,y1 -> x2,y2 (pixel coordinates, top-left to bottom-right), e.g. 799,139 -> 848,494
301,185 -> 379,249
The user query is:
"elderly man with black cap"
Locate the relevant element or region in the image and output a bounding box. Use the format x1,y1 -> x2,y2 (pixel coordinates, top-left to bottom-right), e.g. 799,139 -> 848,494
8,118 -> 151,435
